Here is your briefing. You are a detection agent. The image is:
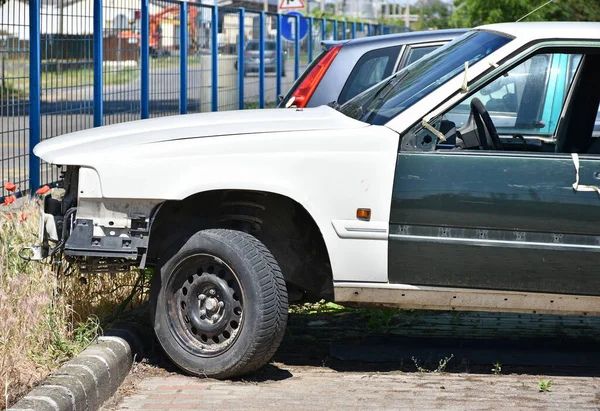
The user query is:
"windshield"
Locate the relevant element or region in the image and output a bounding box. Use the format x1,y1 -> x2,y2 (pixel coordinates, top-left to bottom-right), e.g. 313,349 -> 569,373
246,41 -> 277,51
339,30 -> 513,125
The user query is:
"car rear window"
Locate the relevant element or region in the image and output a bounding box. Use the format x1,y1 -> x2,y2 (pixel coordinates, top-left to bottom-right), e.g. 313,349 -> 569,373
404,44 -> 440,66
246,41 -> 276,51
338,46 -> 401,105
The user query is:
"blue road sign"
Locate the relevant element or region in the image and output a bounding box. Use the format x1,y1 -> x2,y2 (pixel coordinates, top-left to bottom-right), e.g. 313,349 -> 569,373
280,11 -> 308,41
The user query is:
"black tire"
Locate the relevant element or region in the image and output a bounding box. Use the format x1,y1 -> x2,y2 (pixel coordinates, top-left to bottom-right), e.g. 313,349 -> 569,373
150,229 -> 288,379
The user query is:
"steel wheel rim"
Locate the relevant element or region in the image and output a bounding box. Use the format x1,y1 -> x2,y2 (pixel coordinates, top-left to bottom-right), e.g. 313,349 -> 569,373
166,253 -> 244,357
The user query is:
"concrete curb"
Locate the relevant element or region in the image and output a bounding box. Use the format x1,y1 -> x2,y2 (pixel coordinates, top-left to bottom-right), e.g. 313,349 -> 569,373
9,324 -> 148,411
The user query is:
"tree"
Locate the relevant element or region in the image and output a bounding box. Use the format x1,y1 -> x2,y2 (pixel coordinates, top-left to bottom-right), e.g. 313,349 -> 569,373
451,0 -> 600,28
413,0 -> 453,30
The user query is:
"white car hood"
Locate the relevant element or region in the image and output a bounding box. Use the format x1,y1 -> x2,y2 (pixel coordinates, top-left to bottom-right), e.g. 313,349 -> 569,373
34,106 -> 367,165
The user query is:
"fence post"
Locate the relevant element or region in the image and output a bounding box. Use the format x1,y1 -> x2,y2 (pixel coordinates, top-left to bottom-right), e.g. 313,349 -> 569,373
380,23 -> 384,35
180,1 -> 188,114
29,0 -> 41,192
238,8 -> 245,110
351,21 -> 356,39
93,0 -> 103,127
276,13 -> 282,101
367,23 -> 371,37
258,11 -> 265,109
141,0 -> 149,119
332,20 -> 337,40
342,20 -> 347,40
321,18 -> 326,41
308,16 -> 313,62
211,5 -> 219,111
294,14 -> 300,80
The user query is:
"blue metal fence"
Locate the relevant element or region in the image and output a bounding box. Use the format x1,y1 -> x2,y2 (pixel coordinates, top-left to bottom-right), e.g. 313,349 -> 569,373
0,0 -> 407,200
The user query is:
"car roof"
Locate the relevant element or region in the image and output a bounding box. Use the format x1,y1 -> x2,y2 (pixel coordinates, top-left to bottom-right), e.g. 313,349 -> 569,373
322,28 -> 468,50
477,22 -> 600,41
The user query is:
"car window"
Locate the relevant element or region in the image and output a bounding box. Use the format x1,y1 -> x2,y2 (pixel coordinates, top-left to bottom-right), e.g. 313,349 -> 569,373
445,53 -> 581,137
403,50 -> 600,155
339,31 -> 512,125
568,54 -> 600,136
338,46 -> 401,104
246,41 -> 276,51
404,45 -> 440,66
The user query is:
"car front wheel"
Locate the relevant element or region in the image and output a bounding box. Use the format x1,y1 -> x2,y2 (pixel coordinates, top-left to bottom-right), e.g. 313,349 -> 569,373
151,229 -> 288,379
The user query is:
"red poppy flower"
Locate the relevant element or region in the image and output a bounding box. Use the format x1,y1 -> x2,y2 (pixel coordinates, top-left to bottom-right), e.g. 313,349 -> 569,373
19,212 -> 27,223
2,196 -> 16,206
6,214 -> 12,220
36,185 -> 50,195
4,182 -> 16,192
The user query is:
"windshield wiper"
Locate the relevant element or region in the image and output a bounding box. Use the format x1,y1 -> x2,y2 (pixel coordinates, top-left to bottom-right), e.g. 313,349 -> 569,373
363,70 -> 410,123
327,101 -> 341,111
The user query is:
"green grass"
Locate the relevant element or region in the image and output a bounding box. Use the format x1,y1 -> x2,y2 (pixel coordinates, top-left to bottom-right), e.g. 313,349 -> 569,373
538,378 -> 552,392
102,69 -> 140,86
4,66 -> 141,92
0,82 -> 26,100
150,55 -> 203,69
244,102 -> 277,110
0,198 -> 149,409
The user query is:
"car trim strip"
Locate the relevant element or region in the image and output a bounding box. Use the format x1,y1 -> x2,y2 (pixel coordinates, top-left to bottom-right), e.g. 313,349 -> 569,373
389,224 -> 600,252
332,220 -> 388,240
334,282 -> 600,316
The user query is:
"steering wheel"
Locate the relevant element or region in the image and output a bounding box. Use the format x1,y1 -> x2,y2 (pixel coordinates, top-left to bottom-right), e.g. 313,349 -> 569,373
470,98 -> 503,150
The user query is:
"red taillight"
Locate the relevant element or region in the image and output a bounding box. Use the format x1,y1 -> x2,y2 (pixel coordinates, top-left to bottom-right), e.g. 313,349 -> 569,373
291,45 -> 342,108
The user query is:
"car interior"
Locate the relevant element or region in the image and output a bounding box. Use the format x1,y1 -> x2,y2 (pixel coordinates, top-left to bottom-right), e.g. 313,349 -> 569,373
418,49 -> 600,155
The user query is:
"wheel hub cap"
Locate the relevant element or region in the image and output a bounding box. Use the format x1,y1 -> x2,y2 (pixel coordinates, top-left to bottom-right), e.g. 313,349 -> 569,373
204,297 -> 218,312
167,255 -> 244,357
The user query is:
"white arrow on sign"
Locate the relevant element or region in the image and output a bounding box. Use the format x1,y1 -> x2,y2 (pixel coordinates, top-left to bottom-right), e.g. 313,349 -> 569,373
279,0 -> 305,10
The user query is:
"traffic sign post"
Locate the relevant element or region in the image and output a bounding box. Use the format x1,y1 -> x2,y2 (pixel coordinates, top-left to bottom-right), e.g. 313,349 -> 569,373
280,11 -> 308,41
279,0 -> 305,11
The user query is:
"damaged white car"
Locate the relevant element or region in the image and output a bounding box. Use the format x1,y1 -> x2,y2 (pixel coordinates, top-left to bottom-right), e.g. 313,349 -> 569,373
29,22 -> 600,378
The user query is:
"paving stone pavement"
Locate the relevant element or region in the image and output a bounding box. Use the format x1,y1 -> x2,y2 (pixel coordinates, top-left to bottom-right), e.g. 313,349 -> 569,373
106,364 -> 600,410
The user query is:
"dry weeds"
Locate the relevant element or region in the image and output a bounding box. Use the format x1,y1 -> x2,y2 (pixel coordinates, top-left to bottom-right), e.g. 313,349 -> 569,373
0,197 -> 149,408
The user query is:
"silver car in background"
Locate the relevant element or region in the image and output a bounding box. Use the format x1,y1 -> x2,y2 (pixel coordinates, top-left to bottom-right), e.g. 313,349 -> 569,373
279,29 -> 467,108
235,39 -> 284,77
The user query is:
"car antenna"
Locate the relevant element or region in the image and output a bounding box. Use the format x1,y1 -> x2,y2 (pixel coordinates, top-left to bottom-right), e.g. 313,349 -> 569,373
516,0 -> 555,22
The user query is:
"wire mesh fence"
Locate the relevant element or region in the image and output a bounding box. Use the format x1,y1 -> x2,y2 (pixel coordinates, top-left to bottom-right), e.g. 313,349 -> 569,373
218,8 -> 240,111
39,0 -> 95,186
102,0 -> 141,125
1,0 -> 404,198
148,0 -> 181,118
188,3 -> 212,114
1,0 -> 30,198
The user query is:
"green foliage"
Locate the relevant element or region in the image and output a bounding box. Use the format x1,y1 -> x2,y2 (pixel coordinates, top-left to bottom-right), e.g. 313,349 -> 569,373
365,308 -> 397,332
538,378 -> 553,392
491,361 -> 502,375
451,0 -> 600,27
412,354 -> 454,373
308,9 -> 335,19
413,0 -> 453,30
289,300 -> 346,315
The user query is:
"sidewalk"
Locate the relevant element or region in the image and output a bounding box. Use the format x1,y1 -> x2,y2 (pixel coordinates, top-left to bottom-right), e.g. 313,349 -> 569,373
104,364 -> 600,410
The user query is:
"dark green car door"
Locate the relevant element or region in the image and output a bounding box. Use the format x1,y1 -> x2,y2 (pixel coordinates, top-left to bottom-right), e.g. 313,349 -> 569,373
388,48 -> 600,296
389,151 -> 600,296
